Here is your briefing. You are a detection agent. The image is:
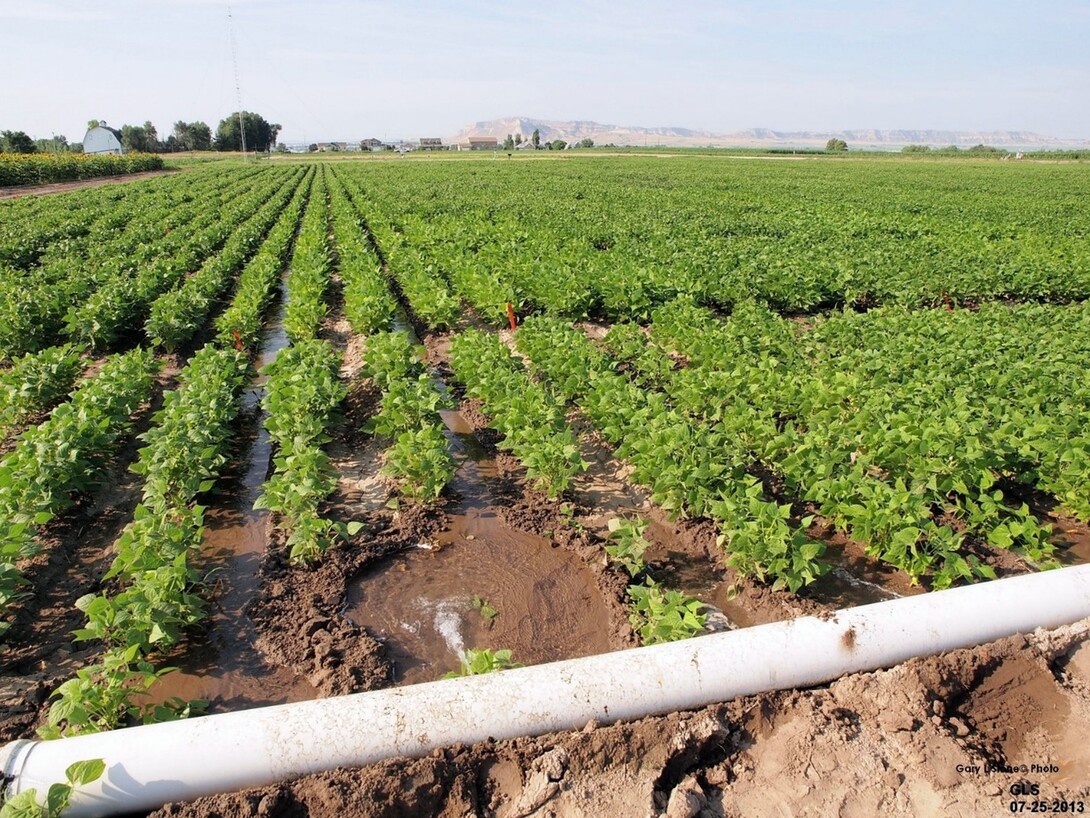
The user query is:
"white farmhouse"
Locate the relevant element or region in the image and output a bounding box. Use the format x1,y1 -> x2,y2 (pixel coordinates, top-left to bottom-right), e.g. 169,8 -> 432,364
83,123 -> 124,155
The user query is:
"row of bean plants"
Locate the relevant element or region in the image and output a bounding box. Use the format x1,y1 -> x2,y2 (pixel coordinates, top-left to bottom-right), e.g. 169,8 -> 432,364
514,316 -> 827,592
145,166 -> 308,350
3,166 -> 253,300
326,181 -> 455,506
0,167 -> 264,358
636,298 -> 1090,583
605,517 -> 708,645
335,167 -> 461,330
67,169 -> 295,349
334,158 -> 1090,323
282,167 -> 332,343
0,344 -> 85,437
448,329 -> 585,497
0,348 -> 160,635
0,184 -> 129,271
0,158 -> 198,273
251,169 -> 355,563
327,169 -> 395,335
255,339 -> 354,563
42,345 -> 250,737
39,168 -> 317,733
215,170 -> 314,348
360,332 -> 454,504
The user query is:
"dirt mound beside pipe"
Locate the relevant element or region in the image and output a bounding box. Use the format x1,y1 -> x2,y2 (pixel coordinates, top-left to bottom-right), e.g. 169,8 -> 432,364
150,617 -> 1090,818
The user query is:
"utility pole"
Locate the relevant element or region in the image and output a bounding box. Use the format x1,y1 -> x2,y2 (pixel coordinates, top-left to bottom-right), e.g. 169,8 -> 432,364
227,3 -> 247,158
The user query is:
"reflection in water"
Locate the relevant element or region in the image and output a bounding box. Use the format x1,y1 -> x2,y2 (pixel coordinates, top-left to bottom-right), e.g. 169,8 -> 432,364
648,546 -> 751,629
807,567 -> 902,607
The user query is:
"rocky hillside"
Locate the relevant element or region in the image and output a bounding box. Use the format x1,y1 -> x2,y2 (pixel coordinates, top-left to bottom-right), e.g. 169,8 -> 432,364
448,117 -> 1088,150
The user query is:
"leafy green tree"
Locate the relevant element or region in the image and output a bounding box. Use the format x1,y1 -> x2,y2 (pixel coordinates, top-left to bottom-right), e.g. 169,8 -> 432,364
578,138 -> 594,148
35,135 -> 69,153
901,144 -> 931,153
120,122 -> 158,153
119,124 -> 143,152
190,123 -> 211,152
193,122 -> 213,150
825,138 -> 848,152
1,130 -> 37,153
215,112 -> 279,152
172,121 -> 212,151
171,121 -> 187,149
502,133 -> 514,150
550,139 -> 567,151
514,132 -> 522,145
143,120 -> 158,148
531,128 -> 540,148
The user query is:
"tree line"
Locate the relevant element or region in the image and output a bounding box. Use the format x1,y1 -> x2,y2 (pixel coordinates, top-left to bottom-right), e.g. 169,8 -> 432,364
0,111 -> 280,154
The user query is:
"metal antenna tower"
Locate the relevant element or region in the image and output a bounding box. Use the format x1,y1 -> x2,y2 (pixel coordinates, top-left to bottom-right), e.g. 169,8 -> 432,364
227,3 -> 247,157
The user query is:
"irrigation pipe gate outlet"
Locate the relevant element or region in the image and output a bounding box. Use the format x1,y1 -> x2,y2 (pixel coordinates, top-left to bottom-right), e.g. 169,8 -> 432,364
4,564 -> 1090,817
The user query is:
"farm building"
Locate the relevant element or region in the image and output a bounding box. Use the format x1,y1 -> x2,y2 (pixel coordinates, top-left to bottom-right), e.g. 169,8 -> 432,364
360,138 -> 392,151
458,136 -> 498,151
83,124 -> 124,155
418,137 -> 445,150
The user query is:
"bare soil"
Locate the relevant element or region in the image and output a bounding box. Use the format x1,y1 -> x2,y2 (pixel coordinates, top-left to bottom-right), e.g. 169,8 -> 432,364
150,618 -> 1090,818
0,169 -> 179,200
160,316 -> 1082,818
0,367 -> 176,741
5,288 -> 1090,816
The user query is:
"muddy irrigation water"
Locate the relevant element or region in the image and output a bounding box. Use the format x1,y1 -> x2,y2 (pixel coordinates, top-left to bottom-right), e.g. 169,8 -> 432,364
5,282 -> 1090,817
24,262 -> 1073,818
152,304 -> 626,708
147,288 -> 1090,714
151,278 -> 315,709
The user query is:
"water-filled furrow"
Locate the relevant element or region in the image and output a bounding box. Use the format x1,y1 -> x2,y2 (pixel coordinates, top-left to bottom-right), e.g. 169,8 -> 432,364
346,308 -> 612,683
150,275 -> 315,710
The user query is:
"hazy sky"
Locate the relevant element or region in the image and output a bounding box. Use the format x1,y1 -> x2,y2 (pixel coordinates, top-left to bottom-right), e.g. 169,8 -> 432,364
3,0 -> 1088,144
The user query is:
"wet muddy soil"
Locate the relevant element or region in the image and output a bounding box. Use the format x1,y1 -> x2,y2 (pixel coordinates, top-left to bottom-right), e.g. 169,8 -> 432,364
1053,514 -> 1090,566
242,291 -> 630,700
149,279 -> 316,711
0,367 -> 179,741
345,512 -> 612,684
247,385 -> 634,697
6,280 -> 1090,816
426,330 -> 827,635
152,617 -> 1090,818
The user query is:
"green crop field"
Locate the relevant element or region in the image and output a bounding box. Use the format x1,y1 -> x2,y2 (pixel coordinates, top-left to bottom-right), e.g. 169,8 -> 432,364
2,153 -> 1088,741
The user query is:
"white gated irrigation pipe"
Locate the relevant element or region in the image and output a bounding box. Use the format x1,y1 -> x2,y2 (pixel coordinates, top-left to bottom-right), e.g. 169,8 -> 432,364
4,564 -> 1090,817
